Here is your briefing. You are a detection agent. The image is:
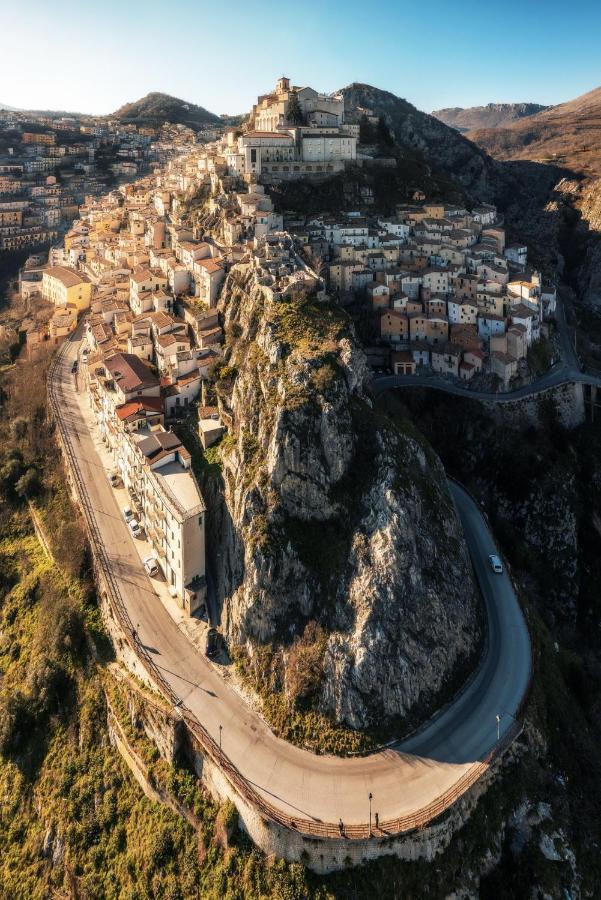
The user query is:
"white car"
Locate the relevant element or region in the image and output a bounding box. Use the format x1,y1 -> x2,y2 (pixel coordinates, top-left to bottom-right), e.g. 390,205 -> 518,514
488,554 -> 503,574
123,506 -> 135,523
144,557 -> 159,577
129,519 -> 143,538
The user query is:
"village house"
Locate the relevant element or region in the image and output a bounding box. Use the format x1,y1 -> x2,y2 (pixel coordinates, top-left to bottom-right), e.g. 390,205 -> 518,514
391,351 -> 416,375
41,266 -> 93,311
432,343 -> 463,377
380,310 -> 408,344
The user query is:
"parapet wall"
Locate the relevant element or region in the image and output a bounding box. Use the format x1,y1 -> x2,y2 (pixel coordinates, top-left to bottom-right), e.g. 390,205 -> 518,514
483,381 -> 584,429
108,659 -> 523,874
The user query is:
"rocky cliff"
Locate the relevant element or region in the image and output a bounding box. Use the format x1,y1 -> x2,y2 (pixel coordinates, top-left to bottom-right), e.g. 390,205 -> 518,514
211,266 -> 481,730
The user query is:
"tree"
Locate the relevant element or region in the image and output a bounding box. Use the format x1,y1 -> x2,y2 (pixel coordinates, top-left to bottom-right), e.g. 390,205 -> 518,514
15,466 -> 41,499
377,115 -> 394,147
12,416 -> 28,445
359,114 -> 376,145
286,91 -> 304,126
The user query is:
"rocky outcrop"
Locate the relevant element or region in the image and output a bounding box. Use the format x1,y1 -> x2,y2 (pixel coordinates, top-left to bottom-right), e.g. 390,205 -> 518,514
213,266 -> 481,729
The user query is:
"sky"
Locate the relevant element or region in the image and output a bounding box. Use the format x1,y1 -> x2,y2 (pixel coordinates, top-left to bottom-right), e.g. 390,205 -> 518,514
2,0 -> 601,116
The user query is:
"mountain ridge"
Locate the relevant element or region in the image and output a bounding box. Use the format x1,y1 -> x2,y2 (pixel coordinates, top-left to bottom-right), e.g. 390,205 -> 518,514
466,84 -> 601,176
433,102 -> 548,133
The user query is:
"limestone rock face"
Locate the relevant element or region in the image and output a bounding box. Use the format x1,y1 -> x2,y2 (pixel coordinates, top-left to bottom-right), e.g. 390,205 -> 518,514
214,265 -> 480,729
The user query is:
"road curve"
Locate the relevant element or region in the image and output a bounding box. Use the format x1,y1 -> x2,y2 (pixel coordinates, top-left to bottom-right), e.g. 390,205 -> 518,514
50,333 -> 531,834
372,366 -> 601,403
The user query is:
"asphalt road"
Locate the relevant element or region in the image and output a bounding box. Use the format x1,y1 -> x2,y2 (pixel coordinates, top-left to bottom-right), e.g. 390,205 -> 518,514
372,365 -> 601,403
52,334 -> 531,828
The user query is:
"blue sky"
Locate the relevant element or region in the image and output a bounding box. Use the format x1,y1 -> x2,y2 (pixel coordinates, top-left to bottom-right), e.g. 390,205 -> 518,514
3,0 -> 601,115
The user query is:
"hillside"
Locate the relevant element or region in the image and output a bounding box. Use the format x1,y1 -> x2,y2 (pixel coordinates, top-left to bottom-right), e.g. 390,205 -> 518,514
111,91 -> 220,127
467,85 -> 601,176
432,102 -> 547,133
340,82 -> 496,199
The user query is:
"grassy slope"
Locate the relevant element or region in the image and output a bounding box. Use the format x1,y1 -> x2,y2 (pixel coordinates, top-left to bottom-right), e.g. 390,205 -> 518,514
0,344 -> 328,900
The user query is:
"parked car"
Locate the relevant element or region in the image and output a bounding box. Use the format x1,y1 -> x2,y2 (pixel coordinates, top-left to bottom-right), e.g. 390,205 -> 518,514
488,554 -> 503,574
205,627 -> 221,658
122,506 -> 135,523
71,361 -> 78,374
144,557 -> 159,577
128,519 -> 143,538
109,471 -> 122,487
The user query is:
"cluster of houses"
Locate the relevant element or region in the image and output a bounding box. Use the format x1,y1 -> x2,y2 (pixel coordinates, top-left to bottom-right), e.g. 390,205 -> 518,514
0,106 -> 214,253
15,87 -> 326,614
15,73 -> 560,616
289,202 -> 557,385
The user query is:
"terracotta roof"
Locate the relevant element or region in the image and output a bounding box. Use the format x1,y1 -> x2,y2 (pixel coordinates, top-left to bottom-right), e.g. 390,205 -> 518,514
116,397 -> 163,420
105,353 -> 158,392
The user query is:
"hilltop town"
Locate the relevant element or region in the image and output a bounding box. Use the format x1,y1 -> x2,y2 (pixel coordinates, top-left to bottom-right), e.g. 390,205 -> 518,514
0,103 -> 216,255
4,75 -> 564,615
3,44 -> 601,897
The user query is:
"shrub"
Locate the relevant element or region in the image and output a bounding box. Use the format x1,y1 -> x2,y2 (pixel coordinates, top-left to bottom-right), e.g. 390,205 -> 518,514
147,825 -> 174,867
37,595 -> 85,662
0,690 -> 33,758
27,655 -> 72,717
286,622 -> 326,704
0,453 -> 25,497
15,467 -> 41,499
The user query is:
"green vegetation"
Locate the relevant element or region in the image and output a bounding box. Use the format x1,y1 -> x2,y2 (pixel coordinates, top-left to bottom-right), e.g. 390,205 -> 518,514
231,644 -> 377,755
527,336 -> 554,375
0,336 -> 333,899
271,293 -> 347,356
286,91 -> 305,126
112,92 -> 220,127
177,414 -> 223,481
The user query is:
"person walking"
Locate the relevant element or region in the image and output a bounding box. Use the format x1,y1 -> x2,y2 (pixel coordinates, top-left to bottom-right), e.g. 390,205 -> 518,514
375,811 -> 379,830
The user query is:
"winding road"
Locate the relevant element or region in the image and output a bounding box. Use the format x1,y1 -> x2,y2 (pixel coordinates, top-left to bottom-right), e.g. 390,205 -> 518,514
48,331 -> 534,836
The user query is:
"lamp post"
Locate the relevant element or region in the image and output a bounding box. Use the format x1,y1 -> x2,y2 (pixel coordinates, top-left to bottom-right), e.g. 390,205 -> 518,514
219,724 -> 223,754
369,792 -> 373,836
496,713 -> 501,741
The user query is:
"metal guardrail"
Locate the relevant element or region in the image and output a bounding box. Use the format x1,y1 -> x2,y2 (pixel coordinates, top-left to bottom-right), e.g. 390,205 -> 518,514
47,336 -> 525,842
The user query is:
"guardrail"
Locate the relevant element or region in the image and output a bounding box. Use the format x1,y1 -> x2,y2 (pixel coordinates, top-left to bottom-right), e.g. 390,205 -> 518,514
47,336 -> 526,842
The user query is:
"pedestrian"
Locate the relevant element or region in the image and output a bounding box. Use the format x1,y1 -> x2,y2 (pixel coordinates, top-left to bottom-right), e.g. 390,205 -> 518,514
375,811 -> 379,830
339,818 -> 344,837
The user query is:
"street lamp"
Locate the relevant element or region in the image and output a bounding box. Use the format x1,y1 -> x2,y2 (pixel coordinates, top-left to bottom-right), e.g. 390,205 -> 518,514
496,713 -> 501,741
369,792 -> 373,836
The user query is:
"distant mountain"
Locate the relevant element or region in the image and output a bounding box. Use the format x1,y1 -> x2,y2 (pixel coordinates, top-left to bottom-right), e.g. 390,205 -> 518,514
466,85 -> 601,176
432,103 -> 548,133
0,103 -> 18,112
111,92 -> 220,127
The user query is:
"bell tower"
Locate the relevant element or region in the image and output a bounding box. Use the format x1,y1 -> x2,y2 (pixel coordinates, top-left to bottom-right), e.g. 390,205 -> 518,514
276,76 -> 290,94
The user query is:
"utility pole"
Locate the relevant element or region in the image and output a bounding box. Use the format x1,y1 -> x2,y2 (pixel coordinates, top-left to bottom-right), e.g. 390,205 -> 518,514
369,792 -> 373,836
496,713 -> 501,741
219,724 -> 223,754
